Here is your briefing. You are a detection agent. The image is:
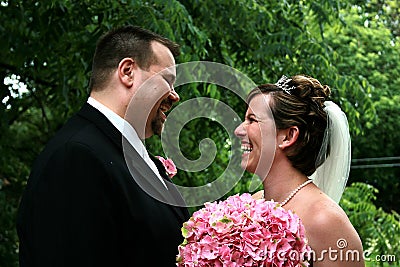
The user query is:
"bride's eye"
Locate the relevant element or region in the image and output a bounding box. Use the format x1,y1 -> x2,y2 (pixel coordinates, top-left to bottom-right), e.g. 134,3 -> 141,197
247,116 -> 258,123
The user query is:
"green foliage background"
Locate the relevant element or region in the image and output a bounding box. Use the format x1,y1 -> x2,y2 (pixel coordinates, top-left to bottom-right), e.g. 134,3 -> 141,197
1,0 -> 399,266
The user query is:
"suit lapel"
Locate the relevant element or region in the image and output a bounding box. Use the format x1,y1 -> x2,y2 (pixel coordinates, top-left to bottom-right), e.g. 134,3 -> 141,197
149,154 -> 170,180
78,103 -> 123,151
78,104 -> 189,222
150,154 -> 190,221
150,155 -> 190,222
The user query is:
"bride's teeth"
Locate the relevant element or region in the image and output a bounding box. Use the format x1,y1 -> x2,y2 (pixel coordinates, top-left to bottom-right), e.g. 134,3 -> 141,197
241,145 -> 253,154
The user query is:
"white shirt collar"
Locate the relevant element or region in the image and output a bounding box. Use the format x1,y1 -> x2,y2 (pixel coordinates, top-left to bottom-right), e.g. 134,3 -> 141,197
87,97 -> 145,157
87,97 -> 167,189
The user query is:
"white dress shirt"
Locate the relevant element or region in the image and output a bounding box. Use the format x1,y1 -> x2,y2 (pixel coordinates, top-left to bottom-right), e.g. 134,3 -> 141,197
87,97 -> 167,189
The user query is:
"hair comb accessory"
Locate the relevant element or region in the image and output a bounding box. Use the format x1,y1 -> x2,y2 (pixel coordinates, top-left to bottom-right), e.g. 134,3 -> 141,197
275,75 -> 296,95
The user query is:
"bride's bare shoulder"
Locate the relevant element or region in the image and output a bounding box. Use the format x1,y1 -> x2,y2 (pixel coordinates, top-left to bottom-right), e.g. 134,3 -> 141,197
252,190 -> 264,200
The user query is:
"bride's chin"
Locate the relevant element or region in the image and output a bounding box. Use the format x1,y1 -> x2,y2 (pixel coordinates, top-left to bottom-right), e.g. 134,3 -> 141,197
240,157 -> 260,174
241,161 -> 255,174
240,162 -> 247,171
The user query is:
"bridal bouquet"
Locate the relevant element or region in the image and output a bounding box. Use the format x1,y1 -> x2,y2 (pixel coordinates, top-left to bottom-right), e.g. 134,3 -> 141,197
176,194 -> 311,267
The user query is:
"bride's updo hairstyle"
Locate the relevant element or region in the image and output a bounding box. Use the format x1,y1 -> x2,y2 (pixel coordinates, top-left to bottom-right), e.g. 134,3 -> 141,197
247,75 -> 331,176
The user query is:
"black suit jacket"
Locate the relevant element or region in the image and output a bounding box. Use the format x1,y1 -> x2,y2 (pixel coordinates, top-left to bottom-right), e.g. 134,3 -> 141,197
17,103 -> 190,267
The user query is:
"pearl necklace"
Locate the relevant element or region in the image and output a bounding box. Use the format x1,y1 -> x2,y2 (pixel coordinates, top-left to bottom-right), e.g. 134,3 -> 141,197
263,179 -> 313,207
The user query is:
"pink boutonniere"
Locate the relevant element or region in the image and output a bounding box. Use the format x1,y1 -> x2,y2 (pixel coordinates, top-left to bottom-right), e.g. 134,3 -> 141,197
156,156 -> 177,178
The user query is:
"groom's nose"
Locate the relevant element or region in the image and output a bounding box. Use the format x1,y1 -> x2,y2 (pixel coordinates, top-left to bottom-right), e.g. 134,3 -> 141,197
168,88 -> 179,103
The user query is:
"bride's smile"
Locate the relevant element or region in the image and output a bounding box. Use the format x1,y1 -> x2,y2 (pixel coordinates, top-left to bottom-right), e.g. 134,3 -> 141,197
235,94 -> 277,177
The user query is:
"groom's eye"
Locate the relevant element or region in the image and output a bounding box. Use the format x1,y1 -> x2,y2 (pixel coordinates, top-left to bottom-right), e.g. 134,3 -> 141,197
162,74 -> 175,87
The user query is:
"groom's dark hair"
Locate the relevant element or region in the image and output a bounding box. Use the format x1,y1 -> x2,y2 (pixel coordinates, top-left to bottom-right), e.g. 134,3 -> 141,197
89,25 -> 180,91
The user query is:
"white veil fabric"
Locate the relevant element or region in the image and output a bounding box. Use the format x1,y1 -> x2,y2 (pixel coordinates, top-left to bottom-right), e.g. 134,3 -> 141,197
309,101 -> 351,203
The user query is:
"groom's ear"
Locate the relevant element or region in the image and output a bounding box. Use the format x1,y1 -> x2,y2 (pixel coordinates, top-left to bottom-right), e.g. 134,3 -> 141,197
118,57 -> 137,88
278,126 -> 299,149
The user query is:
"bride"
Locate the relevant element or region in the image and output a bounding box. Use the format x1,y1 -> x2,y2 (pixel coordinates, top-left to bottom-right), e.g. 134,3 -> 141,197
234,75 -> 365,267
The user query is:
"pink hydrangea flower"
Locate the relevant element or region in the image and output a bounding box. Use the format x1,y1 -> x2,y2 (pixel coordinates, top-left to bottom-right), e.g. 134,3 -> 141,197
156,156 -> 177,178
177,193 -> 311,267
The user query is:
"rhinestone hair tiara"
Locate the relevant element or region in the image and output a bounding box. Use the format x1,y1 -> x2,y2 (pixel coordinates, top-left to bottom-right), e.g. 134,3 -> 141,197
275,75 -> 296,95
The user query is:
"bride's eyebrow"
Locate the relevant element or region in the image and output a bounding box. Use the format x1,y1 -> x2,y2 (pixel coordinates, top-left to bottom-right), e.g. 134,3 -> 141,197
246,113 -> 258,120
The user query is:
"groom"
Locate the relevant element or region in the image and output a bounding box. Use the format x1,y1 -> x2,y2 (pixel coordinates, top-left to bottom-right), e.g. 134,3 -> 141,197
17,26 -> 189,267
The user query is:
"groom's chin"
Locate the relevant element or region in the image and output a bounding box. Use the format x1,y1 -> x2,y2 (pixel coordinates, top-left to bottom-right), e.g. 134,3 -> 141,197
151,118 -> 164,136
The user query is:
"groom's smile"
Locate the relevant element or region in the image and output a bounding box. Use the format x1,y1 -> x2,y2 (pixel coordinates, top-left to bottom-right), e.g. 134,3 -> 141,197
151,97 -> 174,136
